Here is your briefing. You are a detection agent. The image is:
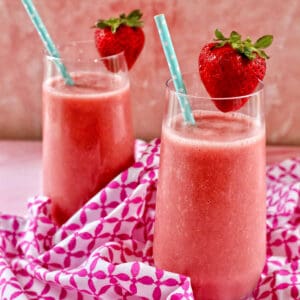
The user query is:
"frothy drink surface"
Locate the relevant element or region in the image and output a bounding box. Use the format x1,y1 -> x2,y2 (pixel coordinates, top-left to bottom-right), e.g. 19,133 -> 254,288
48,72 -> 125,95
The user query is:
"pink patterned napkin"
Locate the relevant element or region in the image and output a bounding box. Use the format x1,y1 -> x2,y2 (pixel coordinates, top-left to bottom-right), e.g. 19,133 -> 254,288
0,139 -> 299,300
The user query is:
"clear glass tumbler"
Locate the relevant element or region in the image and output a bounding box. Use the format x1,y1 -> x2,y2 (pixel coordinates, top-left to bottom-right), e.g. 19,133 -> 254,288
42,41 -> 134,226
153,72 -> 266,300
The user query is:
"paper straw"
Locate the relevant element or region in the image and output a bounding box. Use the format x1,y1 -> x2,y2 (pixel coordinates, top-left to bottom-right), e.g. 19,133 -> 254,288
154,14 -> 195,125
21,0 -> 74,86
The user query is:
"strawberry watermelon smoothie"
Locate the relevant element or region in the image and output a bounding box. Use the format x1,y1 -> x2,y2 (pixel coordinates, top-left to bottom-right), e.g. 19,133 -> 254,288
154,111 -> 266,300
43,71 -> 134,225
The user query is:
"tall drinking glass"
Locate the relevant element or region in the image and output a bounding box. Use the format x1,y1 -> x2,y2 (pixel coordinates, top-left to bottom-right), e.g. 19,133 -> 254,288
42,42 -> 134,226
153,72 -> 266,300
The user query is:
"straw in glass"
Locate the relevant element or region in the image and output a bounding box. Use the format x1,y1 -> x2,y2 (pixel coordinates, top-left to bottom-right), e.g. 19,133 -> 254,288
21,0 -> 74,86
154,14 -> 195,125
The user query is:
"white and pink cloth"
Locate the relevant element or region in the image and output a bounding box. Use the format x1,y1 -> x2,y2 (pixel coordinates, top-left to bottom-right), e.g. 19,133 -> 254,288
0,139 -> 299,299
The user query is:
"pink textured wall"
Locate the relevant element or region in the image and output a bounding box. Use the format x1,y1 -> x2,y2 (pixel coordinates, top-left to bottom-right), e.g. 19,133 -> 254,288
0,0 -> 300,144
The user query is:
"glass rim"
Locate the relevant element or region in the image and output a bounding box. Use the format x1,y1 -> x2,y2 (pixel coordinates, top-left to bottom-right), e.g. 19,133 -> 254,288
165,71 -> 265,101
44,40 -> 126,63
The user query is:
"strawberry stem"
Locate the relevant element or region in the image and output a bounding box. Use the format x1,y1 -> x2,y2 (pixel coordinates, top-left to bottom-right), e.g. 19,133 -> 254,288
95,9 -> 144,34
214,29 -> 273,60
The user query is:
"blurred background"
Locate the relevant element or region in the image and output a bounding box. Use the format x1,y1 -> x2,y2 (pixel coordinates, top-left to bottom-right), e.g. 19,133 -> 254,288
0,0 -> 299,144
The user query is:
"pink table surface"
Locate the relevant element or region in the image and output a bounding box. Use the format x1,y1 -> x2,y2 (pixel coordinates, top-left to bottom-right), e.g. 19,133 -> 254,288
0,140 -> 299,216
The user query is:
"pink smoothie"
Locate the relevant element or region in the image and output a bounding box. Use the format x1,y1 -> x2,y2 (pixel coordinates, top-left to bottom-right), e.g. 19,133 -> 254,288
43,72 -> 134,225
154,111 -> 266,300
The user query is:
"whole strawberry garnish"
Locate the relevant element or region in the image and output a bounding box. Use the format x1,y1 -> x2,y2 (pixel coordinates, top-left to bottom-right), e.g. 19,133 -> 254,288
94,9 -> 145,70
199,29 -> 273,112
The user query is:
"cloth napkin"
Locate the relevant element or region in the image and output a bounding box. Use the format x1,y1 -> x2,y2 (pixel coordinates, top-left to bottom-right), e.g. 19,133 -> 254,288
0,139 -> 299,300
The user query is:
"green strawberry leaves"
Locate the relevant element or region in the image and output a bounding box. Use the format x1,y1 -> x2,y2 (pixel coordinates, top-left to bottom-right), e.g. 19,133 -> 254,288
254,35 -> 273,49
95,9 -> 144,34
124,10 -> 144,28
215,29 -> 225,40
214,29 -> 273,60
230,31 -> 241,42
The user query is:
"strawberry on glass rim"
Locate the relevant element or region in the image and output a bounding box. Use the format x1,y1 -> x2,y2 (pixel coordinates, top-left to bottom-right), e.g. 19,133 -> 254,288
94,9 -> 145,70
199,29 -> 273,112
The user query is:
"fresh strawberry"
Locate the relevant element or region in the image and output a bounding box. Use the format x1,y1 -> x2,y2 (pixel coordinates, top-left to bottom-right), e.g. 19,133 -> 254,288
94,9 -> 145,70
199,29 -> 273,112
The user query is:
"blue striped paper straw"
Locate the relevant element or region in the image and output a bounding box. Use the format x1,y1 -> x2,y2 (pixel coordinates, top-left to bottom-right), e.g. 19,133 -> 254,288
154,14 -> 195,125
21,0 -> 74,86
